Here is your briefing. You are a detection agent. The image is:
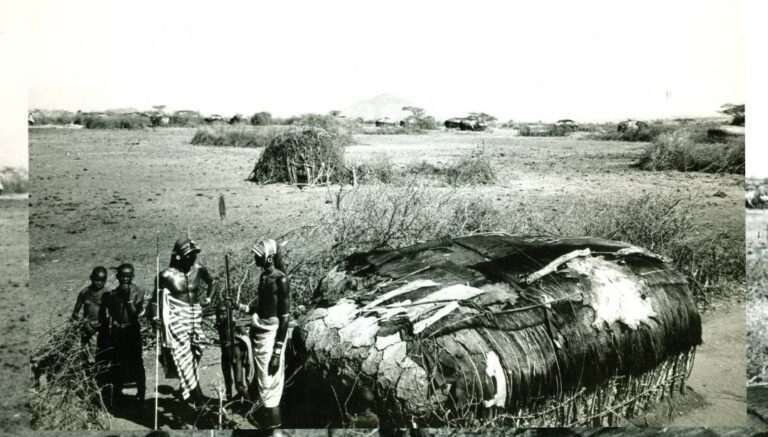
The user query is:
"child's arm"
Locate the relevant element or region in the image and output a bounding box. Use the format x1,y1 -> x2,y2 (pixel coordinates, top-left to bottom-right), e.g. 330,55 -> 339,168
70,288 -> 86,320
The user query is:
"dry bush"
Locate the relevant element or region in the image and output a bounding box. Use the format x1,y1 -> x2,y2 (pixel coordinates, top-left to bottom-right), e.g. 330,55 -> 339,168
517,124 -> 571,137
400,148 -> 496,187
523,193 -> 744,302
352,153 -> 398,184
364,126 -> 426,135
82,114 -> 148,129
191,125 -> 286,148
636,131 -> 744,174
29,110 -> 77,125
445,147 -> 496,186
250,111 -> 273,126
271,181 -> 517,308
29,322 -> 111,430
588,124 -> 676,142
0,167 -> 29,194
281,113 -> 355,145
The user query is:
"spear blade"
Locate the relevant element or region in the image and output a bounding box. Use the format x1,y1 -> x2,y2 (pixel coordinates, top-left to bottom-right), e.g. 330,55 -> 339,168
218,194 -> 226,221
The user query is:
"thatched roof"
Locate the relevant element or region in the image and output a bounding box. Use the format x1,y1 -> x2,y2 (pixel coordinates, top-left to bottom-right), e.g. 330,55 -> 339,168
291,234 -> 701,427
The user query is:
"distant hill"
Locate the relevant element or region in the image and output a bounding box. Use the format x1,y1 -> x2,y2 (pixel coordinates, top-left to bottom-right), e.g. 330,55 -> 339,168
342,94 -> 416,122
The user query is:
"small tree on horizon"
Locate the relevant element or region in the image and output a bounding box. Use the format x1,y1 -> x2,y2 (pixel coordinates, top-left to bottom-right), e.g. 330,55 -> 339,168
469,112 -> 497,125
250,111 -> 273,126
719,103 -> 745,126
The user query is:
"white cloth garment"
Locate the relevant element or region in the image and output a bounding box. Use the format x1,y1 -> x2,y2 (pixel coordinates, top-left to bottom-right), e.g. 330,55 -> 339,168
250,314 -> 287,408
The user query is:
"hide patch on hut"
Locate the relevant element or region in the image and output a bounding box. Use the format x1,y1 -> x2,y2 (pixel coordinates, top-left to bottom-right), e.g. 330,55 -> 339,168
291,234 -> 702,427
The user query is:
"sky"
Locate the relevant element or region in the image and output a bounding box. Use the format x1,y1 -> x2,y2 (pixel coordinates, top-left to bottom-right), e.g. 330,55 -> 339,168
1,0 -> 760,171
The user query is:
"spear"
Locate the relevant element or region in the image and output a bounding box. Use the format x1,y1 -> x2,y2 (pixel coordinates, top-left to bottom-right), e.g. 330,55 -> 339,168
154,231 -> 160,429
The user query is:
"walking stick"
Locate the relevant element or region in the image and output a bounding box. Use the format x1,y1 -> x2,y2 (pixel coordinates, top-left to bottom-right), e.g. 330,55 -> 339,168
154,231 -> 160,429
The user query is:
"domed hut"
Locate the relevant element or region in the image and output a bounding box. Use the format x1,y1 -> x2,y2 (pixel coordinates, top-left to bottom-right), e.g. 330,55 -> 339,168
290,233 -> 701,427
247,127 -> 345,186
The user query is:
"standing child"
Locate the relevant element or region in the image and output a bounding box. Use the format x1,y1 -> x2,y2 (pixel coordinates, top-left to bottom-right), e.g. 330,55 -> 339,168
71,266 -> 108,364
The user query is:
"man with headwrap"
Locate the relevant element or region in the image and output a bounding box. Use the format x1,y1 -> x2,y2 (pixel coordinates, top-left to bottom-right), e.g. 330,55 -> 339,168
98,263 -> 146,403
148,238 -> 216,405
71,266 -> 109,364
236,239 -> 291,429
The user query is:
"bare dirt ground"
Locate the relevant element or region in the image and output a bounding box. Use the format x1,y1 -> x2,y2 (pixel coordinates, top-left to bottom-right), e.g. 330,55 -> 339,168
27,127 -> 745,429
670,303 -> 746,426
0,196 -> 30,431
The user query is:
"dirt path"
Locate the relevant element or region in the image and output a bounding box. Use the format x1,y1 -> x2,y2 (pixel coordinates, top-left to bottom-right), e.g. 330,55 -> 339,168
671,304 -> 746,426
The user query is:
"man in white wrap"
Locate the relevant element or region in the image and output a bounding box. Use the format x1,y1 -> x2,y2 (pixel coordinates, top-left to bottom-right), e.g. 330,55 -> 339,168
149,238 -> 216,406
237,239 -> 291,429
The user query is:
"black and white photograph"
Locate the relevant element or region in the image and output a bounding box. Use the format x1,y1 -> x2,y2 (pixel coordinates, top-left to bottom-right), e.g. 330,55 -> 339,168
0,0 -> 760,433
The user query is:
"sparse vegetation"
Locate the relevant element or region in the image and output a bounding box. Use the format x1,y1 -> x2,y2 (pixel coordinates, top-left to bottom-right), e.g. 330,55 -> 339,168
80,114 -> 149,130
278,185 -> 740,311
351,148 -> 496,187
517,124 -> 571,137
587,124 -> 676,142
523,193 -> 744,301
0,167 -> 29,194
362,125 -> 426,135
190,125 -> 288,148
277,180 -> 513,308
30,322 -> 110,430
636,130 -> 744,174
443,147 -> 496,186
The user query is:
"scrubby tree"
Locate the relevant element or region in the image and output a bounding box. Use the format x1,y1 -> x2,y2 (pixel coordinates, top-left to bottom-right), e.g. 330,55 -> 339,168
403,106 -> 426,119
229,113 -> 247,125
469,112 -> 497,124
402,106 -> 438,130
719,103 -> 745,126
329,110 -> 342,117
250,111 -> 273,126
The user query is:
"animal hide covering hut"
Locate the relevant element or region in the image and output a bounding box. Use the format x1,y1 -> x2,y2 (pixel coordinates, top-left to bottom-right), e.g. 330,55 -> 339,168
289,234 -> 702,427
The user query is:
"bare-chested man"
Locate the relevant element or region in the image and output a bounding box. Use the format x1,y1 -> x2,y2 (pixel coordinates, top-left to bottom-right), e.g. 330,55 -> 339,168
148,238 -> 215,404
240,239 -> 291,429
71,266 -> 108,364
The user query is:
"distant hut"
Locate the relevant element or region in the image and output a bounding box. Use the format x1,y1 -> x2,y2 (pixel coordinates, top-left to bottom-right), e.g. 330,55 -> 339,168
247,127 -> 344,186
290,234 -> 701,427
444,118 -> 463,129
617,120 -> 648,133
556,119 -> 579,131
375,117 -> 399,128
459,118 -> 488,131
204,114 -> 225,124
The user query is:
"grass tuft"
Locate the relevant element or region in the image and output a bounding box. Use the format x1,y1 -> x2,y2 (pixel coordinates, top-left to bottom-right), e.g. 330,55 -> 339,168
0,167 -> 29,194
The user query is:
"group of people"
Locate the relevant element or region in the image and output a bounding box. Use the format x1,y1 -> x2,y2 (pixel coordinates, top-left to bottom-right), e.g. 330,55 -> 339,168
70,237 -> 291,429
